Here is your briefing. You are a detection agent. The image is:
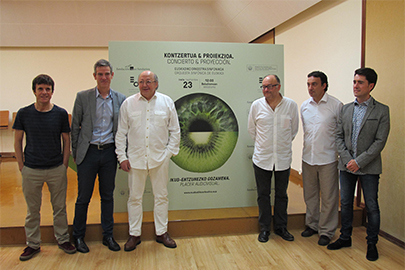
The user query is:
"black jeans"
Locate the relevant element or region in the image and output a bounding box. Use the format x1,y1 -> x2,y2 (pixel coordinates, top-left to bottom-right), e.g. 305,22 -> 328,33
339,171 -> 380,244
253,163 -> 290,231
73,146 -> 117,238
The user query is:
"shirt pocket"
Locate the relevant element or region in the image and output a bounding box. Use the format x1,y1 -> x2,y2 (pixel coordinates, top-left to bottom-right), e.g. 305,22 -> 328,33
129,111 -> 142,128
154,111 -> 168,127
280,114 -> 292,130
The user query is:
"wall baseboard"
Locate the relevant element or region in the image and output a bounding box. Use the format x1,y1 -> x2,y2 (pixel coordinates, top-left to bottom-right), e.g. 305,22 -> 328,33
0,152 -> 15,158
379,229 -> 405,249
294,168 -> 404,249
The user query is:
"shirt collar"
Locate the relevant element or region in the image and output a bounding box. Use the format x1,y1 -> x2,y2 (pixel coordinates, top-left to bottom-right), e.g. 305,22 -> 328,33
95,88 -> 112,99
310,92 -> 328,104
278,93 -> 284,102
138,91 -> 157,101
354,96 -> 372,106
272,93 -> 284,108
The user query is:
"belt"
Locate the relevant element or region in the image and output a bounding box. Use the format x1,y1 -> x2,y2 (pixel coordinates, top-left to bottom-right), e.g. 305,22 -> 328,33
89,143 -> 115,150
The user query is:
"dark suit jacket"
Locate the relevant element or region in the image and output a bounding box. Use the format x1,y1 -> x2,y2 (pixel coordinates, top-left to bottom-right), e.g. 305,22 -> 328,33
71,87 -> 126,165
336,96 -> 390,175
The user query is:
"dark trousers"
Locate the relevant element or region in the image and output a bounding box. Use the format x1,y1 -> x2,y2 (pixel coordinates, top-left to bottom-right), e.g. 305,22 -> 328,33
253,163 -> 290,231
339,170 -> 380,244
73,146 -> 117,238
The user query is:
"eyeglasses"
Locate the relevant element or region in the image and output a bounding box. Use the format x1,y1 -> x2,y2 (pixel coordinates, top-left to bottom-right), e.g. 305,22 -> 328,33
138,80 -> 156,85
261,84 -> 279,89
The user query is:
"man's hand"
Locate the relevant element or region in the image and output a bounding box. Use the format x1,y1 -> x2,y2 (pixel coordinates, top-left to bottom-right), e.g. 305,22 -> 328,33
120,160 -> 131,172
346,159 -> 360,173
18,162 -> 24,172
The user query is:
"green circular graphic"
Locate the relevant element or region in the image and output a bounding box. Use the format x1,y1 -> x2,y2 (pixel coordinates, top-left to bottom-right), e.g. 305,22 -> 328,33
172,93 -> 239,172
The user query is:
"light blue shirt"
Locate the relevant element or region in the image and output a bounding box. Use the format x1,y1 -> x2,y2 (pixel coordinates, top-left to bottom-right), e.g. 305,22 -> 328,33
351,97 -> 372,158
90,88 -> 114,145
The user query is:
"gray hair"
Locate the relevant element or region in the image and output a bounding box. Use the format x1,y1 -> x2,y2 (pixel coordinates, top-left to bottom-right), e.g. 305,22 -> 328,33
94,59 -> 113,73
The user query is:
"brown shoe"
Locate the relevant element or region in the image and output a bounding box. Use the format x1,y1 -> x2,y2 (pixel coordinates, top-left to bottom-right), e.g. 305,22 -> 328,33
156,232 -> 177,248
20,246 -> 40,261
58,242 -> 77,254
124,236 -> 141,252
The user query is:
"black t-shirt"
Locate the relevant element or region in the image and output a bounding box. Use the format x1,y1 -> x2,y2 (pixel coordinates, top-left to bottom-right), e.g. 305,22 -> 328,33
13,103 -> 71,169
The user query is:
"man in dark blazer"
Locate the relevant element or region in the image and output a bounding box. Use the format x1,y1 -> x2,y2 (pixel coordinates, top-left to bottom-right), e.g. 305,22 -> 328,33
71,59 -> 126,253
327,68 -> 390,262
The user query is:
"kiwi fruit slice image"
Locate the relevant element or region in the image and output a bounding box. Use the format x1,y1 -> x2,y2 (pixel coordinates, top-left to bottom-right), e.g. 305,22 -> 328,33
172,93 -> 239,173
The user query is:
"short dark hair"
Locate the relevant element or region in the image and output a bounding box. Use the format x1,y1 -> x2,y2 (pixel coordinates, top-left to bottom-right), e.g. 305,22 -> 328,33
308,71 -> 328,91
264,74 -> 280,84
32,74 -> 54,92
354,67 -> 378,90
94,59 -> 113,73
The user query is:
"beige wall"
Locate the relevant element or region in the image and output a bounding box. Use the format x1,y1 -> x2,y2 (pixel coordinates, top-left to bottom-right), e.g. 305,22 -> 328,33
275,0 -> 362,172
365,0 -> 405,242
0,1 -> 238,46
0,1 -> 363,163
0,48 -> 108,152
0,0 -> 319,45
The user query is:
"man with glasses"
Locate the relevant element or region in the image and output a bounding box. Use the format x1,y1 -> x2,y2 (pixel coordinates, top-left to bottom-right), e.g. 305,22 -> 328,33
115,70 -> 180,251
248,74 -> 299,243
71,59 -> 126,253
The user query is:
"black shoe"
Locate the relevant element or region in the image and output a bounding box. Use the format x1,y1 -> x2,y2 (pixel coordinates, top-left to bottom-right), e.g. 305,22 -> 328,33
327,238 -> 352,250
74,238 -> 89,253
366,244 -> 379,261
258,231 -> 270,243
301,227 -> 318,237
103,236 -> 121,251
275,228 -> 294,241
318,235 -> 331,246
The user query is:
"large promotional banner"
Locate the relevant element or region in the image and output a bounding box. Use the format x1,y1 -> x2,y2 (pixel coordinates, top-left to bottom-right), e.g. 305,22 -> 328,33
109,41 -> 284,212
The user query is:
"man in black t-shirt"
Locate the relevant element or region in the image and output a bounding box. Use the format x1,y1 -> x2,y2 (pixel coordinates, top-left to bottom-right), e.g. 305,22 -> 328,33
13,74 -> 76,261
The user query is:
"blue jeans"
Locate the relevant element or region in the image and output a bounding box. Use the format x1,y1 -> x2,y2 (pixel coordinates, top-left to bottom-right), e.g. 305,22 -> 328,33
339,170 -> 380,244
253,164 -> 290,231
73,146 -> 117,238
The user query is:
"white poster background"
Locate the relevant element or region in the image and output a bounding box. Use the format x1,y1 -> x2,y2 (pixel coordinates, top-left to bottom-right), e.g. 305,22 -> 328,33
109,41 -> 284,211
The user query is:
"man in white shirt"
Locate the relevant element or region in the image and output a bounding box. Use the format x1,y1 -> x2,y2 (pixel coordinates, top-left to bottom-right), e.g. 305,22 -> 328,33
300,71 -> 343,246
115,70 -> 180,251
248,74 -> 299,243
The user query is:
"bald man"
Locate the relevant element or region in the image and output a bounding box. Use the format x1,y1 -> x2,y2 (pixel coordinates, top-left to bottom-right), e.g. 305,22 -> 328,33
248,74 -> 299,243
115,71 -> 180,251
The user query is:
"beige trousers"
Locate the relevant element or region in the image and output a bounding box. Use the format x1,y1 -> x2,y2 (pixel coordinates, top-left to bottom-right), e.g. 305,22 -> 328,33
22,164 -> 70,248
302,161 -> 339,239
